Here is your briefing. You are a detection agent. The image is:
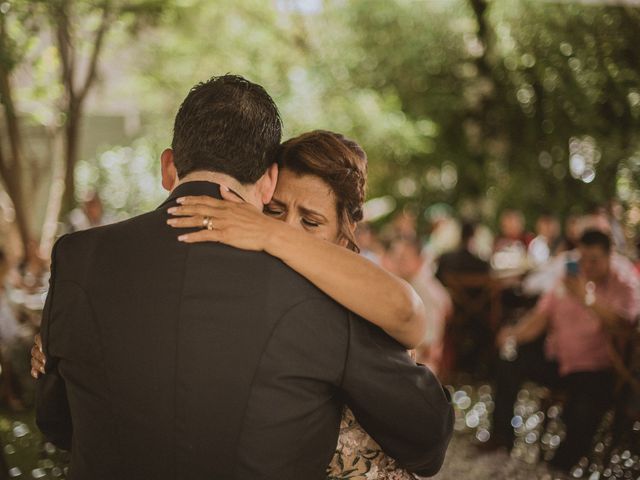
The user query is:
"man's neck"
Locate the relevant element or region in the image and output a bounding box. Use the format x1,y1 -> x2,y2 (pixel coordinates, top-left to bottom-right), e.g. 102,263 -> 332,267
176,171 -> 242,191
175,171 -> 258,205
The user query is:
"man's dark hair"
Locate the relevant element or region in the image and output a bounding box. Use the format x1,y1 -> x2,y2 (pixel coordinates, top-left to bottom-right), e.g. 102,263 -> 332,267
578,229 -> 611,253
171,74 -> 282,184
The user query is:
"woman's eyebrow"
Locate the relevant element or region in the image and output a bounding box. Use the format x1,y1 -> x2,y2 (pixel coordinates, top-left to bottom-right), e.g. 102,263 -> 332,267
299,206 -> 328,222
269,198 -> 287,208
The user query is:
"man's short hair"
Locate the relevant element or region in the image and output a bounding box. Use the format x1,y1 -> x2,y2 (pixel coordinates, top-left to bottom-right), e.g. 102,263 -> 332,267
578,229 -> 611,253
171,74 -> 282,184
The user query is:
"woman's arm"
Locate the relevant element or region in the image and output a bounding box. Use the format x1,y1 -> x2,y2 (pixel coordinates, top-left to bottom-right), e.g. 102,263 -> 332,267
266,222 -> 428,348
168,195 -> 428,348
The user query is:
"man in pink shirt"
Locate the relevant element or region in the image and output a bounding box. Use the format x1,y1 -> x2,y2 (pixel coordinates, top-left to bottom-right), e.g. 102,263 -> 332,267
492,229 -> 638,471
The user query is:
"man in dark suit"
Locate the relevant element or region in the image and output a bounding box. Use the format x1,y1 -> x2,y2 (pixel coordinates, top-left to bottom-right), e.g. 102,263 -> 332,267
36,75 -> 453,480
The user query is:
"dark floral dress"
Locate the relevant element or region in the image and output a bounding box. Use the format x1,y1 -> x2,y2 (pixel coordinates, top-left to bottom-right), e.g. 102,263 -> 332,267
326,407 -> 421,480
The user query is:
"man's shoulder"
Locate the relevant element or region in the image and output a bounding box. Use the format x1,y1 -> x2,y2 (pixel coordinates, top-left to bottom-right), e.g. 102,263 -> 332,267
264,254 -> 350,316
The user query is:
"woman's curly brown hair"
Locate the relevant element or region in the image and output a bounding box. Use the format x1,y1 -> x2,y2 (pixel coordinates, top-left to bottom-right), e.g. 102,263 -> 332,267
275,130 -> 368,252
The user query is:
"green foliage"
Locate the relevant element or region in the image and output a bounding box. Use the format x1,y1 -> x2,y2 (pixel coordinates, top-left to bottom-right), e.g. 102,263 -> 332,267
12,0 -> 639,229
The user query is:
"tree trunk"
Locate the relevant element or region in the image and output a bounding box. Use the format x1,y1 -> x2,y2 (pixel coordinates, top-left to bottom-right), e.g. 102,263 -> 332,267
60,102 -> 82,218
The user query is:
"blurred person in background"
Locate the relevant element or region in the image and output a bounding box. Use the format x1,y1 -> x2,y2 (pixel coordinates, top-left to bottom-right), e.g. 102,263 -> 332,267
494,209 -> 534,252
66,191 -> 111,233
607,199 -> 628,254
354,222 -> 383,265
557,214 -> 582,253
385,236 -> 452,371
435,221 -> 491,281
0,249 -> 24,411
527,213 -> 561,267
16,240 -> 48,292
493,229 -> 639,472
492,209 -> 533,272
524,212 -> 640,297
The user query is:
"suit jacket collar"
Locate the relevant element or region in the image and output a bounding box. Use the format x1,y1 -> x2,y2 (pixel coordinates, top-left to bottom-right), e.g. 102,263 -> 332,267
157,181 -> 223,210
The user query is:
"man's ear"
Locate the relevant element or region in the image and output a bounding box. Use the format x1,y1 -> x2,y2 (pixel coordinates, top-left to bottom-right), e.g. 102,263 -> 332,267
161,148 -> 178,191
256,163 -> 279,205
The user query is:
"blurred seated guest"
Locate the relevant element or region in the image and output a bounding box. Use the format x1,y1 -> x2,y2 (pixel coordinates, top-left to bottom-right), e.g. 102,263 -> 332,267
492,209 -> 533,271
0,249 -> 24,411
355,222 -> 383,265
66,191 -> 111,232
493,229 -> 639,471
556,214 -> 582,253
385,236 -> 452,371
17,240 -> 48,292
436,222 -> 493,378
528,213 -> 561,266
436,221 -> 490,281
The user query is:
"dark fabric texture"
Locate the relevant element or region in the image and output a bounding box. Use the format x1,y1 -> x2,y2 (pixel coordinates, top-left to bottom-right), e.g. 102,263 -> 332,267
36,181 -> 453,480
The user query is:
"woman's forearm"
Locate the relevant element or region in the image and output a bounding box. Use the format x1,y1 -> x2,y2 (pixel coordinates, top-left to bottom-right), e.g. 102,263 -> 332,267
266,224 -> 427,348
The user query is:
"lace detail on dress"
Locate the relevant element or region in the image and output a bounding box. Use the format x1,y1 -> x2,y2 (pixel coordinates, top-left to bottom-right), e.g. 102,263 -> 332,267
326,407 -> 418,480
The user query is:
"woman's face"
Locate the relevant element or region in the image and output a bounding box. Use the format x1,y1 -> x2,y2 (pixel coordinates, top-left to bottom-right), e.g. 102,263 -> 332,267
265,168 -> 343,244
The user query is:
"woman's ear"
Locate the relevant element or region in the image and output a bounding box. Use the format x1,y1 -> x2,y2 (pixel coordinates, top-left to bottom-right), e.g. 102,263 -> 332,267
161,149 -> 178,191
257,163 -> 279,205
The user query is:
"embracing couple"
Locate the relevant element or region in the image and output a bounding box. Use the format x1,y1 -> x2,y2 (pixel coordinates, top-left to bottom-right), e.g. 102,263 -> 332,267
33,75 -> 453,480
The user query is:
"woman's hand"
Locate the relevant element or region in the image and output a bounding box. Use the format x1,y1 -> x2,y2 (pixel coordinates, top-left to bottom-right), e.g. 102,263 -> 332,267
31,334 -> 46,379
166,187 -> 279,251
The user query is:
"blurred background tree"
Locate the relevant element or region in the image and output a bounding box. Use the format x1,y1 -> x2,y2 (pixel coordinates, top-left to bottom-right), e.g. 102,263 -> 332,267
3,0 -> 640,254
0,0 -> 166,255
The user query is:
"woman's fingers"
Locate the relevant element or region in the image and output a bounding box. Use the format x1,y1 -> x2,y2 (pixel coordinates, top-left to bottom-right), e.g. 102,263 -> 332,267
219,185 -> 245,204
30,345 -> 45,378
176,195 -> 225,207
35,333 -> 42,351
167,216 -> 209,229
177,230 -> 222,243
168,204 -> 221,218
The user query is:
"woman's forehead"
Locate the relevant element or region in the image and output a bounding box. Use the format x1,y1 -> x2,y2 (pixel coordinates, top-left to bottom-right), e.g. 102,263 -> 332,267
274,170 -> 336,208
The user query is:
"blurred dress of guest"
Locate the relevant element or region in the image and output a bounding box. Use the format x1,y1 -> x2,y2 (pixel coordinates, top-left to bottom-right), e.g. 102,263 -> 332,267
435,221 -> 491,280
494,230 -> 639,471
66,192 -> 112,233
384,237 -> 452,371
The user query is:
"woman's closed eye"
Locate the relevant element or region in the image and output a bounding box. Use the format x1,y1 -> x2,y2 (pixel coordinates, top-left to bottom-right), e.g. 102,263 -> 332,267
264,206 -> 284,217
302,218 -> 321,228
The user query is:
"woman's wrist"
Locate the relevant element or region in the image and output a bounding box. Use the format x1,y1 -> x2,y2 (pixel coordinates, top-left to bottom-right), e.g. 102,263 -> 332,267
263,219 -> 289,258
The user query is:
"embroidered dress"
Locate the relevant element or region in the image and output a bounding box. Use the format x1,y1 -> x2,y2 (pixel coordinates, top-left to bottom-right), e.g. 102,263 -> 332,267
327,407 -> 419,480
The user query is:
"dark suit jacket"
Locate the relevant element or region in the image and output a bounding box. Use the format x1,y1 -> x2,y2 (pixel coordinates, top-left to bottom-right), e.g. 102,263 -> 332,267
36,181 -> 453,480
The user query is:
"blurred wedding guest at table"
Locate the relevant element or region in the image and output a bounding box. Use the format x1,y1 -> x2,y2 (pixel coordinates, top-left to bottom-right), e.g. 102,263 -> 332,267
436,221 -> 491,281
66,191 -> 112,233
492,229 -> 639,472
556,214 -> 582,253
0,249 -> 25,411
492,209 -> 533,272
355,223 -> 383,265
528,213 -> 561,266
494,209 -> 534,252
385,236 -> 452,371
